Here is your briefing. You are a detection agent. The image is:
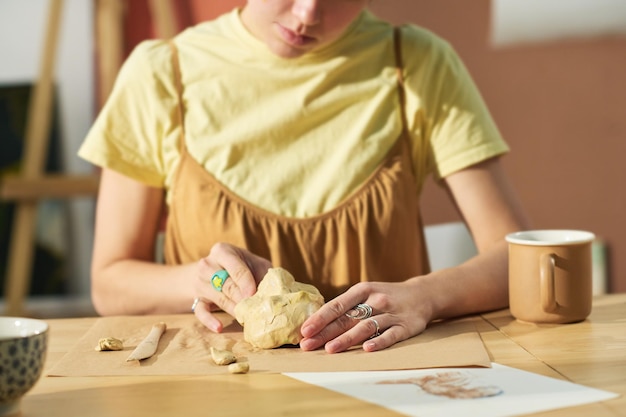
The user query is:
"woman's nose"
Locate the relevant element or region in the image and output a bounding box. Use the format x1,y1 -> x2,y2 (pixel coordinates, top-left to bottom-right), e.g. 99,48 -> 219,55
292,0 -> 321,26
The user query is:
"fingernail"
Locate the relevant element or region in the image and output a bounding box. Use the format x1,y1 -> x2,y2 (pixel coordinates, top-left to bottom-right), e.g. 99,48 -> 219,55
364,341 -> 376,351
326,341 -> 340,353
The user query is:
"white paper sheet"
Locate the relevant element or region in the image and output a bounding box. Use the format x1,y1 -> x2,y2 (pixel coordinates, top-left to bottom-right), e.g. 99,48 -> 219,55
284,363 -> 619,417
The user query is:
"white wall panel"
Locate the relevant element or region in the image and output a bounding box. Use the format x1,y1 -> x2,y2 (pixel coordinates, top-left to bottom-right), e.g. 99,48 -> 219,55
492,0 -> 626,46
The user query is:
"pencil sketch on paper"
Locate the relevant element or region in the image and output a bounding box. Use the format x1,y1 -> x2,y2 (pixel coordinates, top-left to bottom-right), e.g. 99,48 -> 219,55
377,371 -> 504,399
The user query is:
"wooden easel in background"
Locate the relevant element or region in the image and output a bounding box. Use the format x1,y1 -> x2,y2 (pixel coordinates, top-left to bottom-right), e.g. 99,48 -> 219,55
1,0 -> 178,316
0,0 -> 98,316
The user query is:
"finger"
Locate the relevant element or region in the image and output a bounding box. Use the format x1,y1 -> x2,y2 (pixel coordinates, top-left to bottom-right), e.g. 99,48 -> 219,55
213,283 -> 238,316
299,315 -> 357,351
214,270 -> 237,300
209,244 -> 257,301
362,322 -> 410,352
234,249 -> 272,295
301,286 -> 370,338
193,300 -> 225,333
198,258 -> 243,304
247,256 -> 272,285
323,317 -> 384,354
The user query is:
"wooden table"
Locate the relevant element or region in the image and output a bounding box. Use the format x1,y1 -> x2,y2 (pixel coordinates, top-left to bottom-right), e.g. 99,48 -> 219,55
22,294 -> 626,416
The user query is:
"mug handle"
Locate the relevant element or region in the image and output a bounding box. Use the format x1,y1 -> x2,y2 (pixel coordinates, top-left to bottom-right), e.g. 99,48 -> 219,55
540,253 -> 559,313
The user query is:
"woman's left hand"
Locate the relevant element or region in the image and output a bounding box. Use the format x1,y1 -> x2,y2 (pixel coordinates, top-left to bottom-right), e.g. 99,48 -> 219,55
299,278 -> 432,353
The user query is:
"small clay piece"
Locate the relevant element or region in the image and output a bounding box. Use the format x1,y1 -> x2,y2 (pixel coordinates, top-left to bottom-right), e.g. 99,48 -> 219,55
210,347 -> 237,366
234,267 -> 324,349
228,362 -> 250,374
95,337 -> 124,351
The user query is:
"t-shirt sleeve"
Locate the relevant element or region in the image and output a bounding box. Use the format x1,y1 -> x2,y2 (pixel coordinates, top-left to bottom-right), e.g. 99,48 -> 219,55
78,39 -> 179,188
402,27 -> 509,183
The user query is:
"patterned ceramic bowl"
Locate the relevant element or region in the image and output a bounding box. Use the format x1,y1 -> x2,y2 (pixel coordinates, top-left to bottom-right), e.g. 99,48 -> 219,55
0,317 -> 48,416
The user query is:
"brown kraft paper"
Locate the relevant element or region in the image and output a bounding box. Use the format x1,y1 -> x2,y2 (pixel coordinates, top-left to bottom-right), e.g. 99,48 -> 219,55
48,313 -> 491,376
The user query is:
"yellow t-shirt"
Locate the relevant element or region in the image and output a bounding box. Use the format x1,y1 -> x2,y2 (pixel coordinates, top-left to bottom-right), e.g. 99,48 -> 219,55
79,9 -> 508,218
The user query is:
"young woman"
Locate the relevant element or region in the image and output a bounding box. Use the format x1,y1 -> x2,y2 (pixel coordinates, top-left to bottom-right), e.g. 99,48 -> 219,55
79,0 -> 530,353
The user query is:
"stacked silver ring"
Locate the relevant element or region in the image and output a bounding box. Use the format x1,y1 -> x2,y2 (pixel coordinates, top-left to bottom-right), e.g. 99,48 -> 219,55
345,303 -> 373,320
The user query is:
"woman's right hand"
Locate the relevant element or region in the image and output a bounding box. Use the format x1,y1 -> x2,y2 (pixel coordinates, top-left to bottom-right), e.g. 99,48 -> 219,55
192,242 -> 272,333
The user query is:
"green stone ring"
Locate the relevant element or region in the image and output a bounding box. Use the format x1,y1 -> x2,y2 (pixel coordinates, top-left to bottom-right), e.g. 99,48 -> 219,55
210,269 -> 230,292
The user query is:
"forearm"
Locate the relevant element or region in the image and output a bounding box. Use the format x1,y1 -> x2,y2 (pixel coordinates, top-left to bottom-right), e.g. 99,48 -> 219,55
421,157 -> 530,321
91,260 -> 198,316
414,240 -> 509,322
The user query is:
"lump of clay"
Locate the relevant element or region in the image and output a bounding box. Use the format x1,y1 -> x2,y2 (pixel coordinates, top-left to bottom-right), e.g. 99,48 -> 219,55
234,267 -> 324,349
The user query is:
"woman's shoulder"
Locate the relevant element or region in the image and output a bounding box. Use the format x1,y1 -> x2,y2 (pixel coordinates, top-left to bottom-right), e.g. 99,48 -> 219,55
362,11 -> 454,61
123,9 -> 237,66
397,22 -> 453,55
122,38 -> 173,77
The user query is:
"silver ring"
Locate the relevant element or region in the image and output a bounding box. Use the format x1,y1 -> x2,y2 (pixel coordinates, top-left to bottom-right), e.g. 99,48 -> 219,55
191,297 -> 201,313
345,303 -> 373,320
369,318 -> 380,339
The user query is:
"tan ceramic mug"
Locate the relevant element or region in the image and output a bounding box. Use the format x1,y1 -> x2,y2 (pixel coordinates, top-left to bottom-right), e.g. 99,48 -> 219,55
506,230 -> 595,324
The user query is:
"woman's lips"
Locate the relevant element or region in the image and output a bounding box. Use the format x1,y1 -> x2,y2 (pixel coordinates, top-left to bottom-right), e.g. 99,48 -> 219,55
276,23 -> 316,47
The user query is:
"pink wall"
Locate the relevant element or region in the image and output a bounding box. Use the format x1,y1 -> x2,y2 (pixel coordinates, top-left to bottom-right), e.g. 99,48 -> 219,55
122,0 -> 626,292
370,0 -> 626,292
123,0 -> 244,54
188,0 -> 245,21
